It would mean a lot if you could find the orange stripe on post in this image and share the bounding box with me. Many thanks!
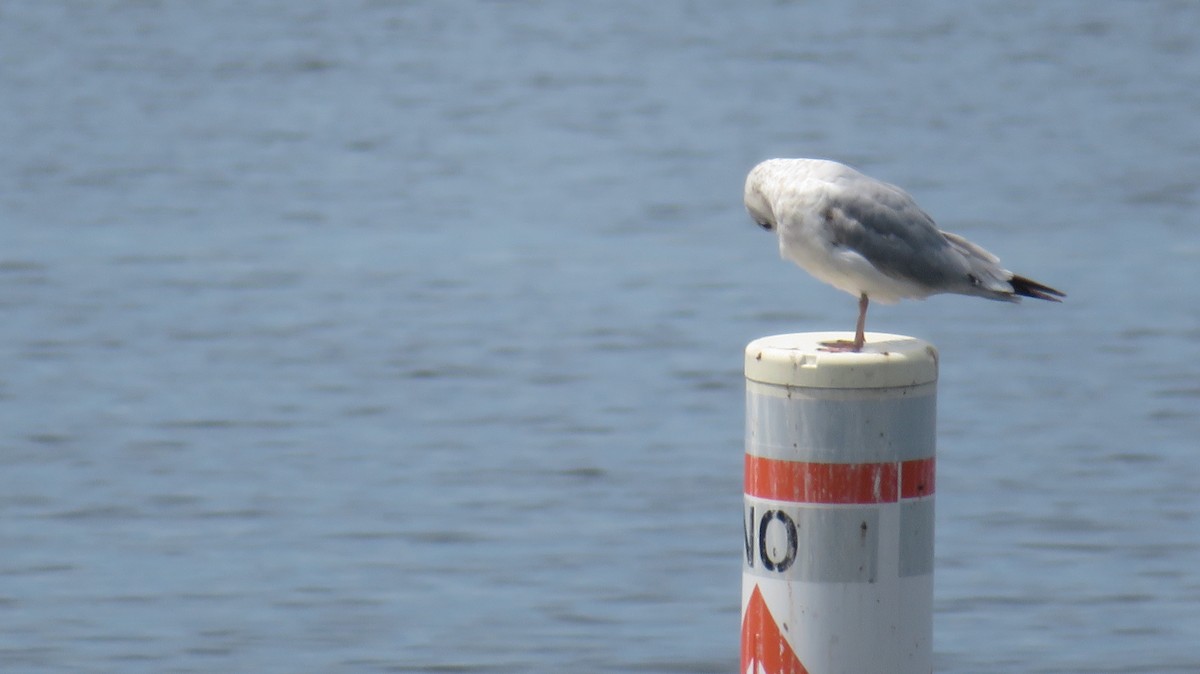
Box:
[744,454,899,504]
[745,455,936,504]
[900,457,935,499]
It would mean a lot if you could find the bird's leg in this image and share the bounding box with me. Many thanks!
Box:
[854,293,868,349]
[819,293,869,352]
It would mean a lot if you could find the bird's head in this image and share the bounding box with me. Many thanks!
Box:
[744,163,777,232]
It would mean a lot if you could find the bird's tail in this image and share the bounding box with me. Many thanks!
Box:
[1009,274,1066,302]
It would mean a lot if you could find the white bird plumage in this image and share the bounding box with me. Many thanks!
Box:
[744,158,1064,351]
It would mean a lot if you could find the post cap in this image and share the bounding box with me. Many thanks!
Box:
[745,332,938,389]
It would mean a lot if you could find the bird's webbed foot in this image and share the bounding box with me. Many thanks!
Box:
[818,338,864,353]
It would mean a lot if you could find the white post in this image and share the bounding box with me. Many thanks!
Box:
[741,332,938,674]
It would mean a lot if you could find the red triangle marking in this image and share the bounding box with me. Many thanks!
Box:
[741,585,809,674]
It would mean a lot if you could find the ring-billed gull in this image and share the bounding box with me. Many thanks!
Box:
[745,158,1064,352]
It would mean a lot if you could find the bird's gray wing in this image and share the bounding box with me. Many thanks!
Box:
[823,184,969,290]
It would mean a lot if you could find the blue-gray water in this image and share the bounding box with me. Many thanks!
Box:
[2,2,1199,672]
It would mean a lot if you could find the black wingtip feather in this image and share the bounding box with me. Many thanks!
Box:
[1010,274,1066,302]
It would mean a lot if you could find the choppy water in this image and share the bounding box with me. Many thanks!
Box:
[2,1,1198,672]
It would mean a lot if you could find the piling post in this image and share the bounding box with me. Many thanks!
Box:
[741,332,938,674]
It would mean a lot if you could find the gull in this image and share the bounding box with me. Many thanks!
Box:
[744,158,1064,352]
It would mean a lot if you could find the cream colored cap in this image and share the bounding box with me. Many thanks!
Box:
[744,332,938,389]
